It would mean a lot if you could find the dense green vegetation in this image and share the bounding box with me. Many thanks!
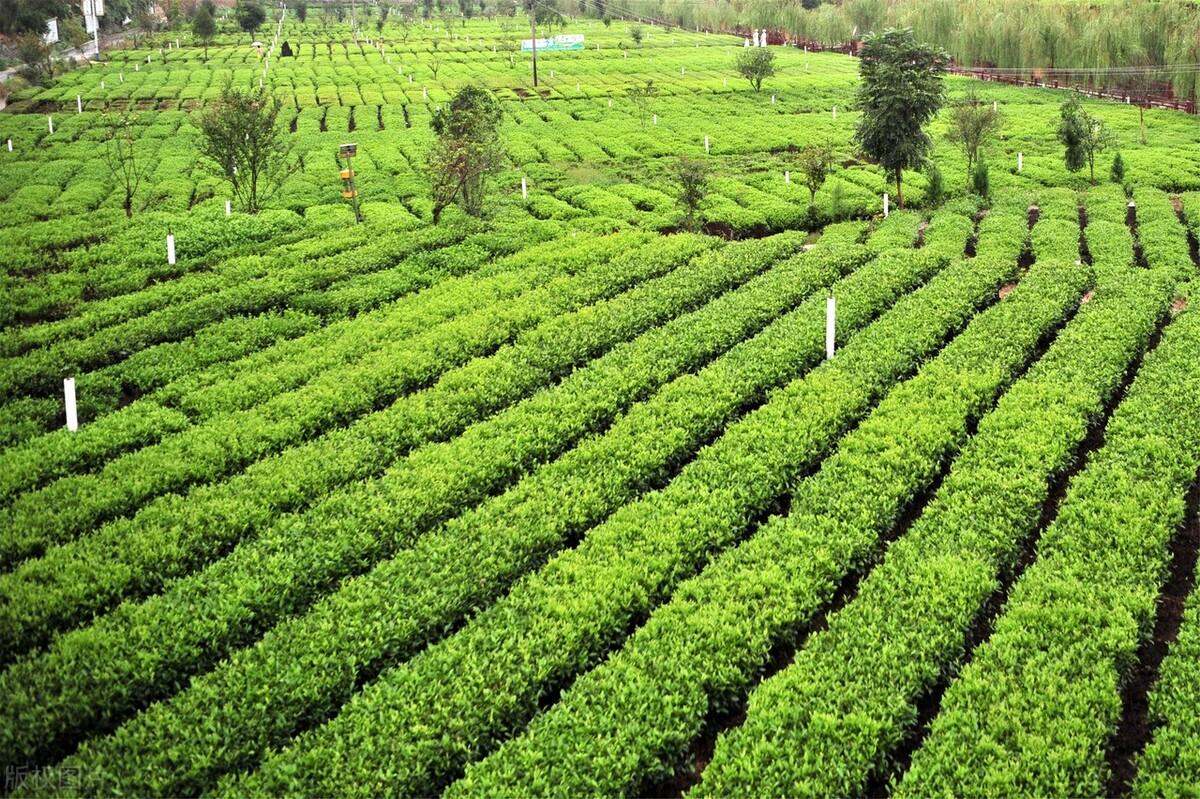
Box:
[2,5,1200,797]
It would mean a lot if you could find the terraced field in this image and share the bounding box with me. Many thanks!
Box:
[3,9,1200,798]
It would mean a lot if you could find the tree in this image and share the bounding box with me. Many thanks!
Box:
[99,113,150,218]
[0,0,71,35]
[192,4,217,59]
[198,86,297,213]
[1110,151,1126,184]
[627,79,656,127]
[15,33,54,85]
[924,159,944,206]
[971,159,990,200]
[946,90,1002,188]
[629,22,643,45]
[426,85,504,224]
[293,0,306,21]
[854,28,949,208]
[797,143,834,204]
[234,0,266,34]
[734,47,775,92]
[674,156,708,232]
[1057,95,1115,184]
[59,16,91,48]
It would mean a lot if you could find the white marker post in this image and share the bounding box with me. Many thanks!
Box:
[883,193,890,217]
[608,98,612,108]
[825,296,836,360]
[225,199,232,216]
[1018,152,1024,172]
[785,170,790,183]
[422,87,428,100]
[771,94,775,104]
[704,135,709,153]
[681,66,685,75]
[166,233,176,265]
[521,176,528,199]
[993,100,997,112]
[64,378,78,432]
[653,113,658,125]
[6,139,11,152]
[77,95,83,113]
[832,105,837,120]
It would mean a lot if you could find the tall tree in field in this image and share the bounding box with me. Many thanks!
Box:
[426,85,504,223]
[234,0,266,34]
[293,0,306,21]
[797,143,834,203]
[198,87,297,213]
[1057,95,1115,184]
[854,28,948,208]
[734,47,776,92]
[192,4,217,59]
[946,90,1002,189]
[673,156,708,232]
[99,113,150,218]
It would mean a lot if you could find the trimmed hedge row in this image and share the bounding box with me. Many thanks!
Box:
[446,258,1091,799]
[0,233,636,505]
[896,284,1200,797]
[0,234,710,656]
[1133,554,1200,796]
[13,237,900,798]
[225,237,1023,798]
[1134,187,1193,279]
[0,231,663,565]
[692,268,1168,798]
[0,311,321,502]
[0,233,805,779]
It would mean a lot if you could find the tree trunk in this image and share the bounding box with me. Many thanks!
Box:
[124,193,133,218]
[896,172,903,209]
[529,12,538,87]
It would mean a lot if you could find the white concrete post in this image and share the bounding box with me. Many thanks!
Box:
[6,139,11,152]
[47,116,53,133]
[832,105,837,119]
[883,193,890,217]
[1018,152,1024,172]
[77,95,83,113]
[826,297,836,360]
[653,113,658,125]
[422,87,428,99]
[521,176,527,199]
[225,199,232,216]
[784,170,790,183]
[704,135,709,153]
[167,233,176,265]
[64,378,78,432]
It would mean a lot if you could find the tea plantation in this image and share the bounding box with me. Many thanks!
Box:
[2,6,1200,797]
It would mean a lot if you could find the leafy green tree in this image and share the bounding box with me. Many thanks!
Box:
[59,16,91,48]
[971,159,990,200]
[99,112,150,218]
[854,28,949,208]
[293,0,306,21]
[734,47,776,92]
[1110,151,1126,184]
[192,4,217,59]
[234,0,266,34]
[426,85,504,223]
[629,22,643,45]
[14,33,54,85]
[797,143,834,204]
[924,159,944,206]
[627,79,657,127]
[674,156,708,232]
[1057,95,1115,184]
[946,90,1002,189]
[0,0,71,35]
[198,86,297,213]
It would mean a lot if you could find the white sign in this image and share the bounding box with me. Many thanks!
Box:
[521,34,584,51]
[44,18,59,43]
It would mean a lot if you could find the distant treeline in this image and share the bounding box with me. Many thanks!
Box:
[560,0,1200,103]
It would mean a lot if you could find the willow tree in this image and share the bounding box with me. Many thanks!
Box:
[854,28,949,208]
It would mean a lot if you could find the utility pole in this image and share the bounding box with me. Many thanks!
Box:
[525,0,538,87]
[82,0,104,57]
